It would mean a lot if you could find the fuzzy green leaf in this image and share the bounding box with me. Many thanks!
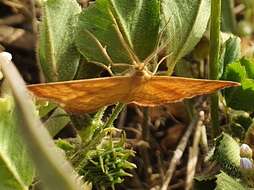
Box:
[224,58,254,111]
[161,0,211,73]
[212,133,241,177]
[0,56,85,190]
[0,93,34,190]
[215,172,246,190]
[76,0,160,65]
[39,0,81,81]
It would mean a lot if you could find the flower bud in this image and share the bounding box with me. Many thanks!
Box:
[0,52,12,62]
[240,144,253,158]
[240,158,253,170]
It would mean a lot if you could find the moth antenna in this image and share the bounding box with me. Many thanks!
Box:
[83,29,114,66]
[143,17,172,70]
[143,42,169,66]
[108,9,140,66]
[156,17,172,52]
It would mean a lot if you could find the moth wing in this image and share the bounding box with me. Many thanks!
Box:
[27,76,131,113]
[131,76,239,106]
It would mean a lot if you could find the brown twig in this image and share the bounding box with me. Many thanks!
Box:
[160,113,201,190]
[0,14,25,25]
[185,111,205,190]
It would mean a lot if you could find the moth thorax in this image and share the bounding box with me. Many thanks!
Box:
[133,69,152,81]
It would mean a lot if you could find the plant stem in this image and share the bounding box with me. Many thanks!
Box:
[74,103,125,170]
[103,103,125,129]
[209,0,221,137]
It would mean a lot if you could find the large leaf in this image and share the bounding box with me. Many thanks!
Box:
[39,0,81,82]
[212,133,241,177]
[161,0,211,73]
[215,172,246,190]
[0,92,34,190]
[0,54,85,190]
[76,0,160,66]
[224,58,254,111]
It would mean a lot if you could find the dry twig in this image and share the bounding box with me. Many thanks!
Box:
[185,111,205,190]
[161,112,202,190]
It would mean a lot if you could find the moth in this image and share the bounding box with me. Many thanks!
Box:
[27,64,238,113]
[27,12,239,113]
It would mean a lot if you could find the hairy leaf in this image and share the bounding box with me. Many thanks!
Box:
[39,0,81,81]
[76,0,160,66]
[0,93,34,190]
[216,172,246,190]
[212,133,241,177]
[161,0,211,73]
[0,55,85,190]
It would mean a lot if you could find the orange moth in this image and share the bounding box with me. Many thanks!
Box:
[27,64,239,113]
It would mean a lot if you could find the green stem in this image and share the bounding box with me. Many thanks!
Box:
[209,0,221,137]
[74,103,125,170]
[103,103,125,129]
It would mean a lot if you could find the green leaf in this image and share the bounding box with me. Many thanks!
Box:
[224,58,254,111]
[226,38,241,62]
[78,108,105,145]
[0,93,34,190]
[39,0,81,82]
[76,0,160,66]
[223,61,247,82]
[241,58,254,78]
[161,0,211,73]
[44,108,70,137]
[221,0,237,34]
[36,101,57,118]
[223,36,241,67]
[74,59,103,79]
[0,55,85,190]
[212,133,241,177]
[220,36,241,79]
[228,110,252,139]
[215,172,246,190]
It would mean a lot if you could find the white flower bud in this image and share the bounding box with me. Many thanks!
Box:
[240,144,253,158]
[0,52,12,62]
[240,158,253,170]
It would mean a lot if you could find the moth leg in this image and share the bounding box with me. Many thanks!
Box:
[83,29,116,75]
[89,60,114,76]
[152,53,172,75]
